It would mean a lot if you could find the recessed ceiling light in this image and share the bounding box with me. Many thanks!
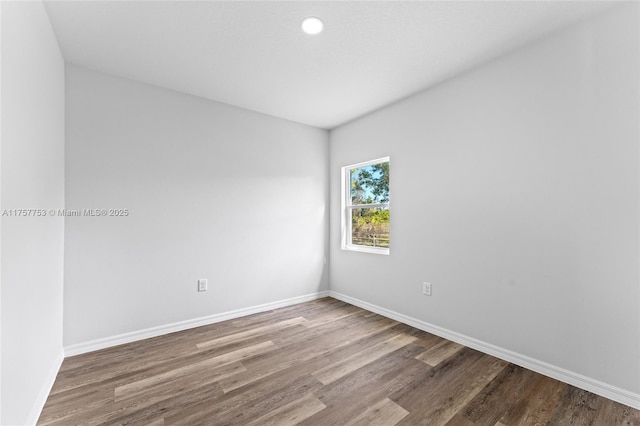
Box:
[301,17,324,35]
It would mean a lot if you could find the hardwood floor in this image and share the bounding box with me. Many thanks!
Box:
[38,298,640,425]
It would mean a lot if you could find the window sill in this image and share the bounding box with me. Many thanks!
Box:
[343,244,390,255]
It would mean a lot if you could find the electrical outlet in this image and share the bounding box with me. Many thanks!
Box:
[198,279,208,292]
[423,282,432,296]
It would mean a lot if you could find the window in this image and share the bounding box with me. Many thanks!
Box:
[341,157,390,255]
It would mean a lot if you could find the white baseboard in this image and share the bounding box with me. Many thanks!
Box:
[26,349,64,426]
[64,291,330,357]
[59,289,640,410]
[329,290,640,410]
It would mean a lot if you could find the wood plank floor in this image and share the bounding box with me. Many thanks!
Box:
[38,298,640,425]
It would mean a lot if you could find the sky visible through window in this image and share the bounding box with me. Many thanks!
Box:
[350,163,389,205]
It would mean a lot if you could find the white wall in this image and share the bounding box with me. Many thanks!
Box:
[1,2,66,424]
[330,3,639,401]
[64,65,329,347]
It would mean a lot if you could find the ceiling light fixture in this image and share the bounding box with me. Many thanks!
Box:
[301,17,324,35]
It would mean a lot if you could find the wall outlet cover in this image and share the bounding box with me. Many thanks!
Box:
[423,282,432,296]
[198,279,208,292]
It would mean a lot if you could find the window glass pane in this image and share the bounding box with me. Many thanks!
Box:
[351,207,389,248]
[350,161,389,205]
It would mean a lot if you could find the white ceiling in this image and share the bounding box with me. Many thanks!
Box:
[44,1,614,129]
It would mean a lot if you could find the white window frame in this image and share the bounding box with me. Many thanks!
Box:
[341,157,390,255]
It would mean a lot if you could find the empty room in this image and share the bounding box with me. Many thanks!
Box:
[1,0,639,425]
